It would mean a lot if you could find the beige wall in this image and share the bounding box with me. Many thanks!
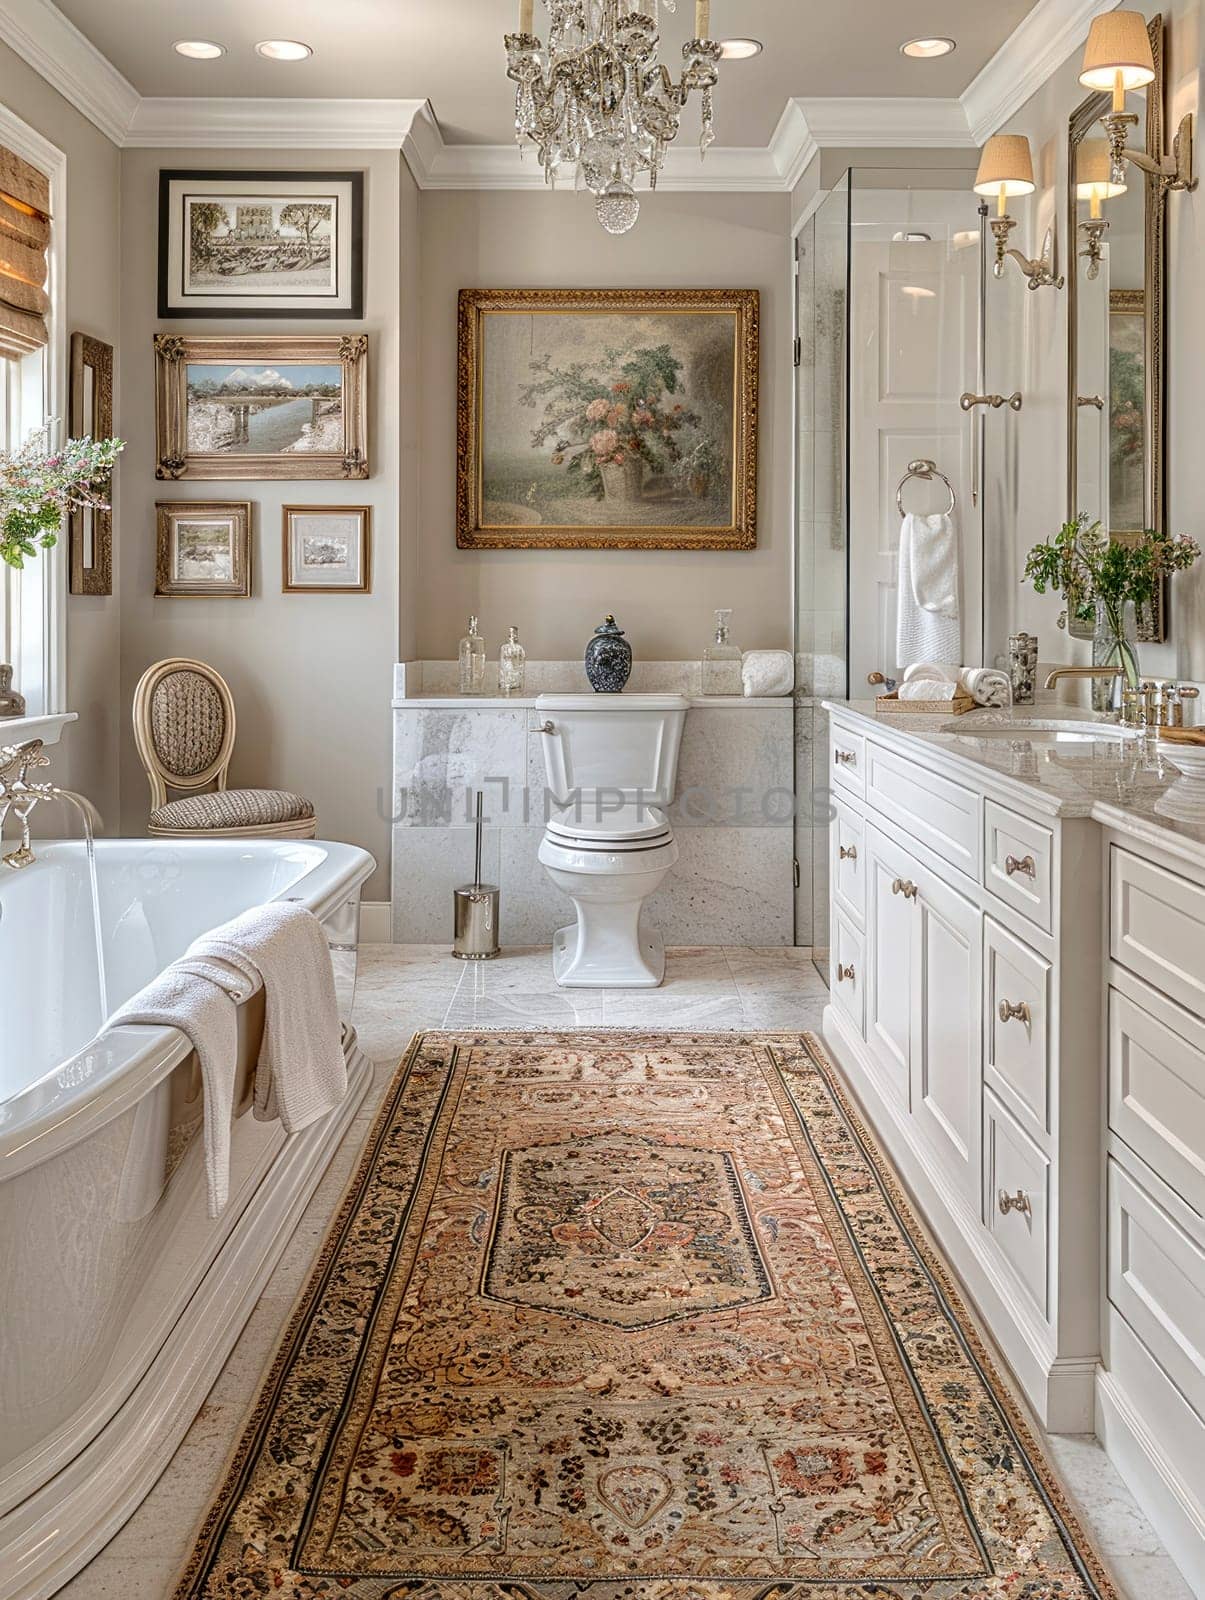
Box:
[413,188,794,662]
[0,39,122,822]
[117,148,402,898]
[989,0,1205,682]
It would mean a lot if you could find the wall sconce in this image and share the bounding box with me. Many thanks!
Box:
[1080,9,1195,191]
[1075,139,1127,280]
[973,134,1064,289]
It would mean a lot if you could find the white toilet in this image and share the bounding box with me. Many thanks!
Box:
[535,693,688,988]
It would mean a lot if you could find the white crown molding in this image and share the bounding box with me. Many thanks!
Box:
[795,97,975,149]
[0,0,138,145]
[961,0,1119,143]
[125,97,430,149]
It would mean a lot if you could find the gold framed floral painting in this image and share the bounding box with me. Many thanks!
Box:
[457,288,759,550]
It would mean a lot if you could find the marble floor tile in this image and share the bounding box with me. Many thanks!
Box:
[55,943,1191,1600]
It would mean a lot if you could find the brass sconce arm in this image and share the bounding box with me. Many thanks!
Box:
[989,216,1065,290]
[1103,107,1196,191]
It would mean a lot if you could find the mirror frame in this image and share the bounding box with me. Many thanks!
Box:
[1066,12,1166,640]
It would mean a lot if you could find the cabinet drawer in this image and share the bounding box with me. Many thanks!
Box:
[986,918,1051,1135]
[985,1089,1050,1316]
[1111,847,1205,1015]
[832,802,865,927]
[984,801,1053,934]
[865,743,979,881]
[830,725,865,799]
[1110,986,1205,1217]
[1108,1160,1205,1423]
[831,912,865,1035]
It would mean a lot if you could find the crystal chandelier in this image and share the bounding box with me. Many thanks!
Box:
[505,0,722,233]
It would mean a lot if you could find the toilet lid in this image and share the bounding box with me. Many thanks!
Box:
[546,802,672,847]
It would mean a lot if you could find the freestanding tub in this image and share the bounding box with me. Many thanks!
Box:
[0,837,375,1600]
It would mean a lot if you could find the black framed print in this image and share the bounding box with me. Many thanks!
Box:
[158,170,364,319]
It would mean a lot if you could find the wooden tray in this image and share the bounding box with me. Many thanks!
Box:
[876,691,974,717]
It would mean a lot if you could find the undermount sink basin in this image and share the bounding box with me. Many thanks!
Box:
[941,718,1141,745]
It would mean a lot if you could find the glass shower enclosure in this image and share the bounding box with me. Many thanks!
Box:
[795,166,990,980]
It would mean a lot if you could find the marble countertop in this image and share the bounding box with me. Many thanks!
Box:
[823,699,1205,866]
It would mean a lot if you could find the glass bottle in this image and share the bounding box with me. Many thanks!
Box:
[499,625,526,697]
[458,615,485,695]
[702,607,742,696]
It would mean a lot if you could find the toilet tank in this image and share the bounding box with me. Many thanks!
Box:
[535,694,689,807]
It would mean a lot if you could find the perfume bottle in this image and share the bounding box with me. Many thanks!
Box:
[499,625,526,697]
[702,608,742,696]
[458,615,485,694]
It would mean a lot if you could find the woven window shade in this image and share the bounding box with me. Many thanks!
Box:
[0,146,51,360]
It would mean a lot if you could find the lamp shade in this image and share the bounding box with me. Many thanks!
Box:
[1079,11,1156,92]
[973,134,1037,198]
[1075,139,1128,199]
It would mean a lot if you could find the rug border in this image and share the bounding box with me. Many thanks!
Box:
[166,1027,1122,1600]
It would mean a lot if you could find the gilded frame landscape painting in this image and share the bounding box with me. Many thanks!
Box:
[457,289,759,550]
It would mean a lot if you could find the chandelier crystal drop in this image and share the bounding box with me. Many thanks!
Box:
[505,0,723,232]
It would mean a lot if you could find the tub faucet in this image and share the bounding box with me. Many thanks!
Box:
[0,739,100,869]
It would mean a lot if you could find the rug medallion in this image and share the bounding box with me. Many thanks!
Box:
[173,1031,1116,1598]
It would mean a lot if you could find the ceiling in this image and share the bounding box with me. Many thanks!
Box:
[51,0,1042,148]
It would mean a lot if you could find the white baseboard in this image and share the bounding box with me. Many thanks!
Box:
[359,900,392,944]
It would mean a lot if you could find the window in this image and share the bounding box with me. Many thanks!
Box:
[0,345,49,682]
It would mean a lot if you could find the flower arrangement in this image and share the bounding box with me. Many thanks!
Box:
[1023,515,1201,687]
[519,343,703,500]
[1,425,125,570]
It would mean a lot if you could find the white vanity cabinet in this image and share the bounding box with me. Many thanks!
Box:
[823,707,1104,1434]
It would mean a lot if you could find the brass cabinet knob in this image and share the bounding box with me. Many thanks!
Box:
[835,749,857,766]
[999,999,1031,1025]
[1004,854,1036,879]
[892,877,919,900]
[998,1189,1032,1219]
[839,843,858,862]
[836,963,856,983]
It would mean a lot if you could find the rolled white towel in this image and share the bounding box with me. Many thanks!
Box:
[902,661,960,684]
[958,667,1011,708]
[898,679,961,703]
[741,649,794,698]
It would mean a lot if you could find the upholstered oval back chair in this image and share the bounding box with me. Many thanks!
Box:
[133,658,317,839]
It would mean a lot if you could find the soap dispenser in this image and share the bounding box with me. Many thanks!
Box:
[459,615,485,695]
[702,608,742,695]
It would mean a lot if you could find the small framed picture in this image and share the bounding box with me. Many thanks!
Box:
[282,505,371,592]
[156,501,252,596]
[158,170,363,319]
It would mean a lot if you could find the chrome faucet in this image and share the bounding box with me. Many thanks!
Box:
[0,739,100,869]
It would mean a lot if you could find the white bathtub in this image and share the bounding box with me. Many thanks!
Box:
[0,837,375,1600]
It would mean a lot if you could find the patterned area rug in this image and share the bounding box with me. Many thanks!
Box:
[173,1031,1116,1598]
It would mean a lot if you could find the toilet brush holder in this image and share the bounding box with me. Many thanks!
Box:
[452,792,500,960]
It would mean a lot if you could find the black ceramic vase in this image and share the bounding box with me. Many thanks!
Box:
[584,615,632,693]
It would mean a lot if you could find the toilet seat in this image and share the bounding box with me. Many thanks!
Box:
[545,801,672,852]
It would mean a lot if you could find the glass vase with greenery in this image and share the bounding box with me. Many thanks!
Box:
[1023,515,1201,693]
[1,424,124,570]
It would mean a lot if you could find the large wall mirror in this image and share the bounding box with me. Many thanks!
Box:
[1067,13,1166,639]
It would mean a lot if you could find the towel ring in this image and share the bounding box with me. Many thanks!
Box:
[896,458,956,518]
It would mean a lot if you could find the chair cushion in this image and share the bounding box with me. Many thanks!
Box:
[150,789,315,832]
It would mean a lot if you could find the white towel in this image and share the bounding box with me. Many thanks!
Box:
[188,901,347,1137]
[958,667,1012,708]
[902,661,960,684]
[740,650,794,697]
[896,513,962,670]
[898,679,961,703]
[109,958,255,1217]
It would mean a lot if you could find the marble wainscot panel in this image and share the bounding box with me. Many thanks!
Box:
[392,667,796,946]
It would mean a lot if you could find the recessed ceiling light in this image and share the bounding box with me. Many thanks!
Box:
[717,38,763,60]
[255,39,313,62]
[900,37,957,59]
[173,39,225,60]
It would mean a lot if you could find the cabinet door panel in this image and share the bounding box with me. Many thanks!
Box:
[912,865,982,1205]
[865,827,915,1106]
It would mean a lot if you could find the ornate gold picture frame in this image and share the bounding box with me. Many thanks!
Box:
[154,333,368,482]
[457,288,758,550]
[69,332,114,594]
[155,500,252,596]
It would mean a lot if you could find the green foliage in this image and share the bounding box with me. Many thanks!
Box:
[1023,514,1201,632]
[1,427,125,570]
